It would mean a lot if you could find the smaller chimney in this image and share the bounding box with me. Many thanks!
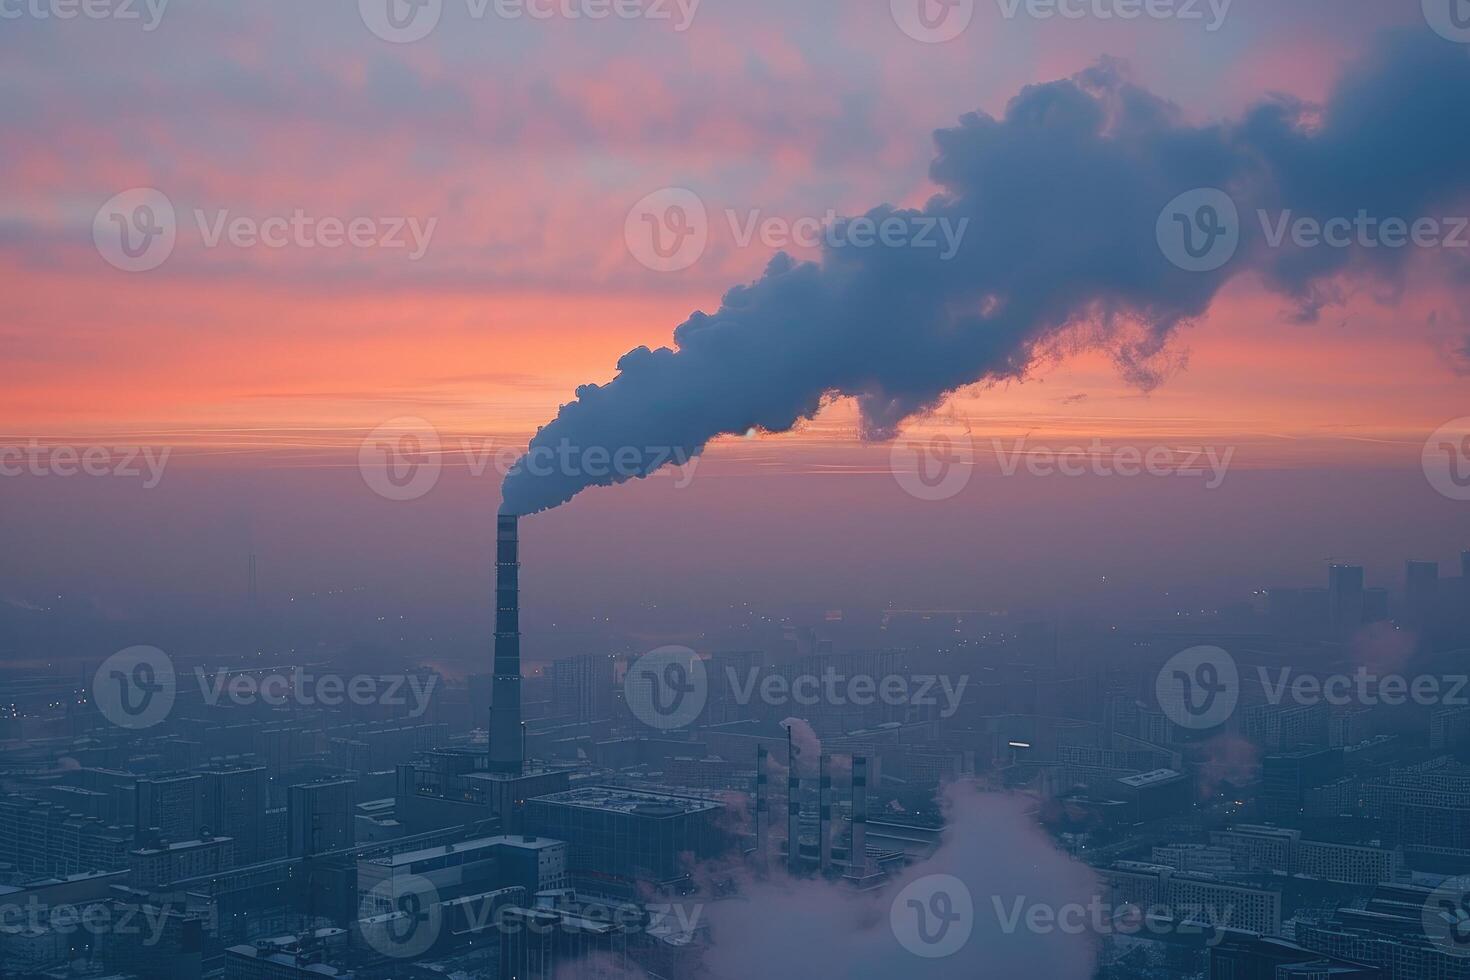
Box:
[818,754,832,873]
[787,727,800,874]
[754,745,769,870]
[849,755,868,877]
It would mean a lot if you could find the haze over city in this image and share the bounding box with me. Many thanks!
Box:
[2,1,1470,978]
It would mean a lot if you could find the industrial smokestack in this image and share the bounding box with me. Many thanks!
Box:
[754,745,769,871]
[490,514,523,775]
[849,755,867,877]
[818,753,832,873]
[787,727,800,874]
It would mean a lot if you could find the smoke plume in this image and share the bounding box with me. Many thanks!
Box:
[699,782,1099,979]
[500,34,1470,516]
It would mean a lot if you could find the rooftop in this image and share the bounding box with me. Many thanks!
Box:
[1117,768,1184,788]
[366,834,565,868]
[530,786,723,816]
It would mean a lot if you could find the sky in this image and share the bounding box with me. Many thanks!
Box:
[2,0,1468,662]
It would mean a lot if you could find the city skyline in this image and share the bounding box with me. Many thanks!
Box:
[4,2,1470,979]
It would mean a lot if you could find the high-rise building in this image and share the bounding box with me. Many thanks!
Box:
[105,899,208,979]
[552,654,615,723]
[128,833,235,886]
[200,764,267,864]
[135,773,203,842]
[1328,563,1364,634]
[1362,587,1390,624]
[1263,747,1344,821]
[224,931,352,979]
[287,778,356,857]
[0,797,129,876]
[1103,861,1282,936]
[1291,883,1470,979]
[523,787,726,897]
[1364,759,1470,850]
[496,903,639,980]
[1406,559,1439,622]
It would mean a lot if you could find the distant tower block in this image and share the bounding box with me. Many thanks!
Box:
[754,745,769,870]
[787,727,801,874]
[818,754,833,873]
[848,755,868,877]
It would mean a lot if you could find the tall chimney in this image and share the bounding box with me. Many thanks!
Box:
[490,514,523,775]
[787,727,800,874]
[818,753,832,873]
[754,745,769,870]
[849,755,868,876]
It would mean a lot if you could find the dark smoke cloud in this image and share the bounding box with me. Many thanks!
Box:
[500,34,1470,516]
